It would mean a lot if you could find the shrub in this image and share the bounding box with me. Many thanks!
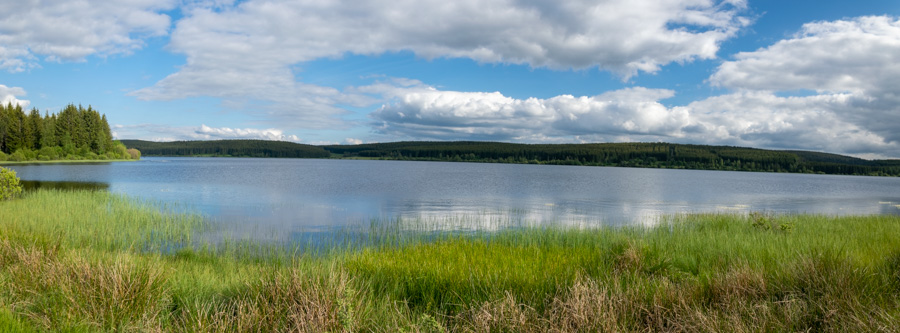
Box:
[112,142,129,159]
[38,146,61,160]
[8,151,27,162]
[0,167,23,201]
[126,148,141,160]
[21,149,37,160]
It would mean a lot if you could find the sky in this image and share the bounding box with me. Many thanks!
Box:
[2,0,900,159]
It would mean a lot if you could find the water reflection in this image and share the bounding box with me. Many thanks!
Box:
[879,201,900,215]
[6,157,900,244]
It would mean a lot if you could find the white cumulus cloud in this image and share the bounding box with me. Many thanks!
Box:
[711,16,900,93]
[112,123,302,142]
[683,92,893,155]
[710,15,900,146]
[344,138,364,145]
[369,82,692,141]
[195,124,301,142]
[0,0,175,72]
[0,84,30,108]
[368,81,900,158]
[132,0,748,129]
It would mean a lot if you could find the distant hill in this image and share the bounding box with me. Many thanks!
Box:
[322,141,900,176]
[120,140,330,158]
[122,139,900,177]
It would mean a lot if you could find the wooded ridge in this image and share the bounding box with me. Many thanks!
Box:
[122,139,900,176]
[120,139,331,158]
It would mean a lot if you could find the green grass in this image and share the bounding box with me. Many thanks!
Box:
[0,189,201,252]
[0,159,135,166]
[1,189,899,332]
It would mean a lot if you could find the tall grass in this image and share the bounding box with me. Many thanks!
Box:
[0,189,202,252]
[343,213,900,330]
[1,189,899,331]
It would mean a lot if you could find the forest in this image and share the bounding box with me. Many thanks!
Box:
[120,139,331,158]
[122,139,900,176]
[323,141,900,176]
[0,103,137,162]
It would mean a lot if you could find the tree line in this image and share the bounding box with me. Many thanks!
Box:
[323,141,900,177]
[120,139,900,177]
[120,140,331,158]
[0,103,137,162]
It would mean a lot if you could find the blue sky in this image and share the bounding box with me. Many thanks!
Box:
[2,0,900,158]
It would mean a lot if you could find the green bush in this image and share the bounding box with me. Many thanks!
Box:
[112,141,130,159]
[8,151,26,162]
[21,149,37,160]
[38,146,62,160]
[0,167,23,201]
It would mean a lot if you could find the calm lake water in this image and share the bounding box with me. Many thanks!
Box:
[8,157,900,241]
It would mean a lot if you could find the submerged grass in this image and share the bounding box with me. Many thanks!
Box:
[1,189,899,331]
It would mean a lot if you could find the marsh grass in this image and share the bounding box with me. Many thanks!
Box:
[1,189,899,332]
[0,189,202,253]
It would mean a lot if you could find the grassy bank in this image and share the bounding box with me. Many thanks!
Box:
[1,189,899,332]
[0,159,136,166]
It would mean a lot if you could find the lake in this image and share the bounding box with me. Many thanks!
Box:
[8,157,900,241]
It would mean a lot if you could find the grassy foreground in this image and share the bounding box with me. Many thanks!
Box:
[1,190,899,332]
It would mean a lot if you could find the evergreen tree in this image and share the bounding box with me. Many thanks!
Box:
[0,103,130,161]
[5,104,25,153]
[101,114,113,152]
[40,112,57,148]
[0,103,9,153]
[56,104,77,148]
[27,108,42,150]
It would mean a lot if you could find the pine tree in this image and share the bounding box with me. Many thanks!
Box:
[5,104,25,153]
[0,103,9,153]
[101,114,113,153]
[22,108,37,150]
[27,108,43,150]
[56,104,77,148]
[40,112,57,148]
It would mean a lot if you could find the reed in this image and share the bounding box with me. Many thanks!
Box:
[0,189,202,253]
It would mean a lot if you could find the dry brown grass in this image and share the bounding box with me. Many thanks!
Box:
[439,261,900,333]
[707,264,768,306]
[546,277,628,332]
[1,239,169,332]
[615,242,645,274]
[171,267,358,333]
[451,291,541,332]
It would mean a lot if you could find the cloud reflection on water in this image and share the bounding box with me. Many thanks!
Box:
[6,157,900,244]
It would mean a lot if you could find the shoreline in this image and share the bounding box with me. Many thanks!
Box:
[131,153,900,177]
[0,159,137,166]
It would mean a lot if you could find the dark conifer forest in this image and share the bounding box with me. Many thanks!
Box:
[0,103,136,162]
[120,139,330,158]
[122,139,900,177]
